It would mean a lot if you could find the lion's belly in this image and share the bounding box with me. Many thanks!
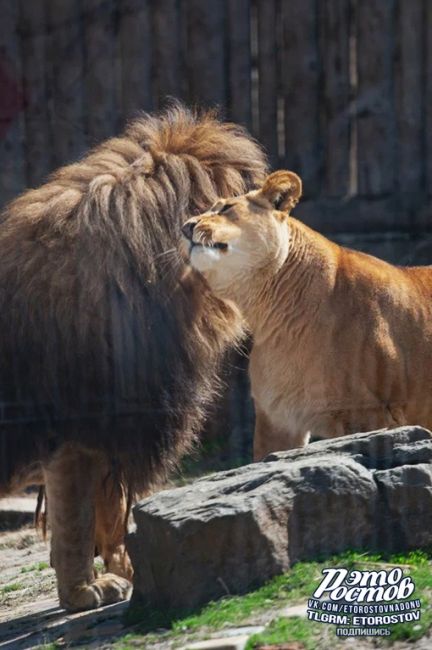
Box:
[250,336,432,443]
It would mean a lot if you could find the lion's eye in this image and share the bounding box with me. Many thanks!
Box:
[219,203,234,214]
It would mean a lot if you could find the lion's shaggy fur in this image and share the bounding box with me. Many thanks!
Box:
[0,104,266,496]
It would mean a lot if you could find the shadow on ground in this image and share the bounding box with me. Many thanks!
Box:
[0,600,129,649]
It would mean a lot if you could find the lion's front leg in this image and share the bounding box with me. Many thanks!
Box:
[43,443,131,612]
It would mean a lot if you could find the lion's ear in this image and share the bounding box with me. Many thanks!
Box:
[260,170,302,213]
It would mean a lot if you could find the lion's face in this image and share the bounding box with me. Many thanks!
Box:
[181,171,302,301]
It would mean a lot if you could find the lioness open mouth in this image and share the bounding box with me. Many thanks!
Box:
[192,241,228,252]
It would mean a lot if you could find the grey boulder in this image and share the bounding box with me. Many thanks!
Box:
[127,426,432,610]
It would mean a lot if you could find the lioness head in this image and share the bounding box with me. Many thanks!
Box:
[181,170,302,300]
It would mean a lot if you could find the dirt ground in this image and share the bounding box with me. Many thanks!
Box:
[0,525,131,649]
[1,519,431,650]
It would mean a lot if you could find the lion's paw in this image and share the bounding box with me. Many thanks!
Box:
[60,574,132,612]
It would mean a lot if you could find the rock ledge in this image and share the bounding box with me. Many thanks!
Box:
[127,426,432,609]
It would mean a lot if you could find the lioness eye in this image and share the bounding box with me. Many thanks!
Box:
[219,203,234,214]
[210,202,222,213]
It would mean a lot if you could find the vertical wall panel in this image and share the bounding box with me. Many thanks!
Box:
[256,0,278,165]
[394,0,424,197]
[153,0,182,108]
[0,0,25,203]
[227,0,252,131]
[281,0,320,197]
[19,1,52,187]
[186,0,227,107]
[320,0,351,197]
[84,0,117,142]
[47,0,85,166]
[356,0,396,196]
[424,0,432,196]
[119,0,154,121]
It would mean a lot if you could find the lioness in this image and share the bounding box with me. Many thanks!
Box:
[182,170,432,460]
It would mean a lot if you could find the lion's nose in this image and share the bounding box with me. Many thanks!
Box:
[181,221,196,241]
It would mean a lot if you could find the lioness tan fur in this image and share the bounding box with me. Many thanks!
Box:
[182,170,432,460]
[0,105,266,611]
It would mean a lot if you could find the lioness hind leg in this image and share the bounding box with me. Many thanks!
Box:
[43,443,131,612]
[94,470,133,581]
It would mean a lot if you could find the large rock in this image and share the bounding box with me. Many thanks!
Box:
[127,426,432,610]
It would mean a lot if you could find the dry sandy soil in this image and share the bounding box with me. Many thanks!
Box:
[0,523,130,649]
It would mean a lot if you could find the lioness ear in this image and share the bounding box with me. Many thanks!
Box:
[261,170,302,213]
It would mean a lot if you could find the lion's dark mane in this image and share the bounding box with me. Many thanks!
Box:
[0,105,266,495]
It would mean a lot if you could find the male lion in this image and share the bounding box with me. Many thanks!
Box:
[182,170,432,460]
[0,105,266,611]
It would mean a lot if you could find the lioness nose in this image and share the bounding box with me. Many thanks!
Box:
[181,221,196,241]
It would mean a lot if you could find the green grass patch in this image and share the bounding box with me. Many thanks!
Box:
[384,555,432,643]
[1,582,23,594]
[20,561,49,573]
[246,616,320,650]
[247,550,432,648]
[116,550,432,648]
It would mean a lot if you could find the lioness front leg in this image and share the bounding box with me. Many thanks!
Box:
[253,406,309,461]
[95,468,133,581]
[43,443,131,612]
